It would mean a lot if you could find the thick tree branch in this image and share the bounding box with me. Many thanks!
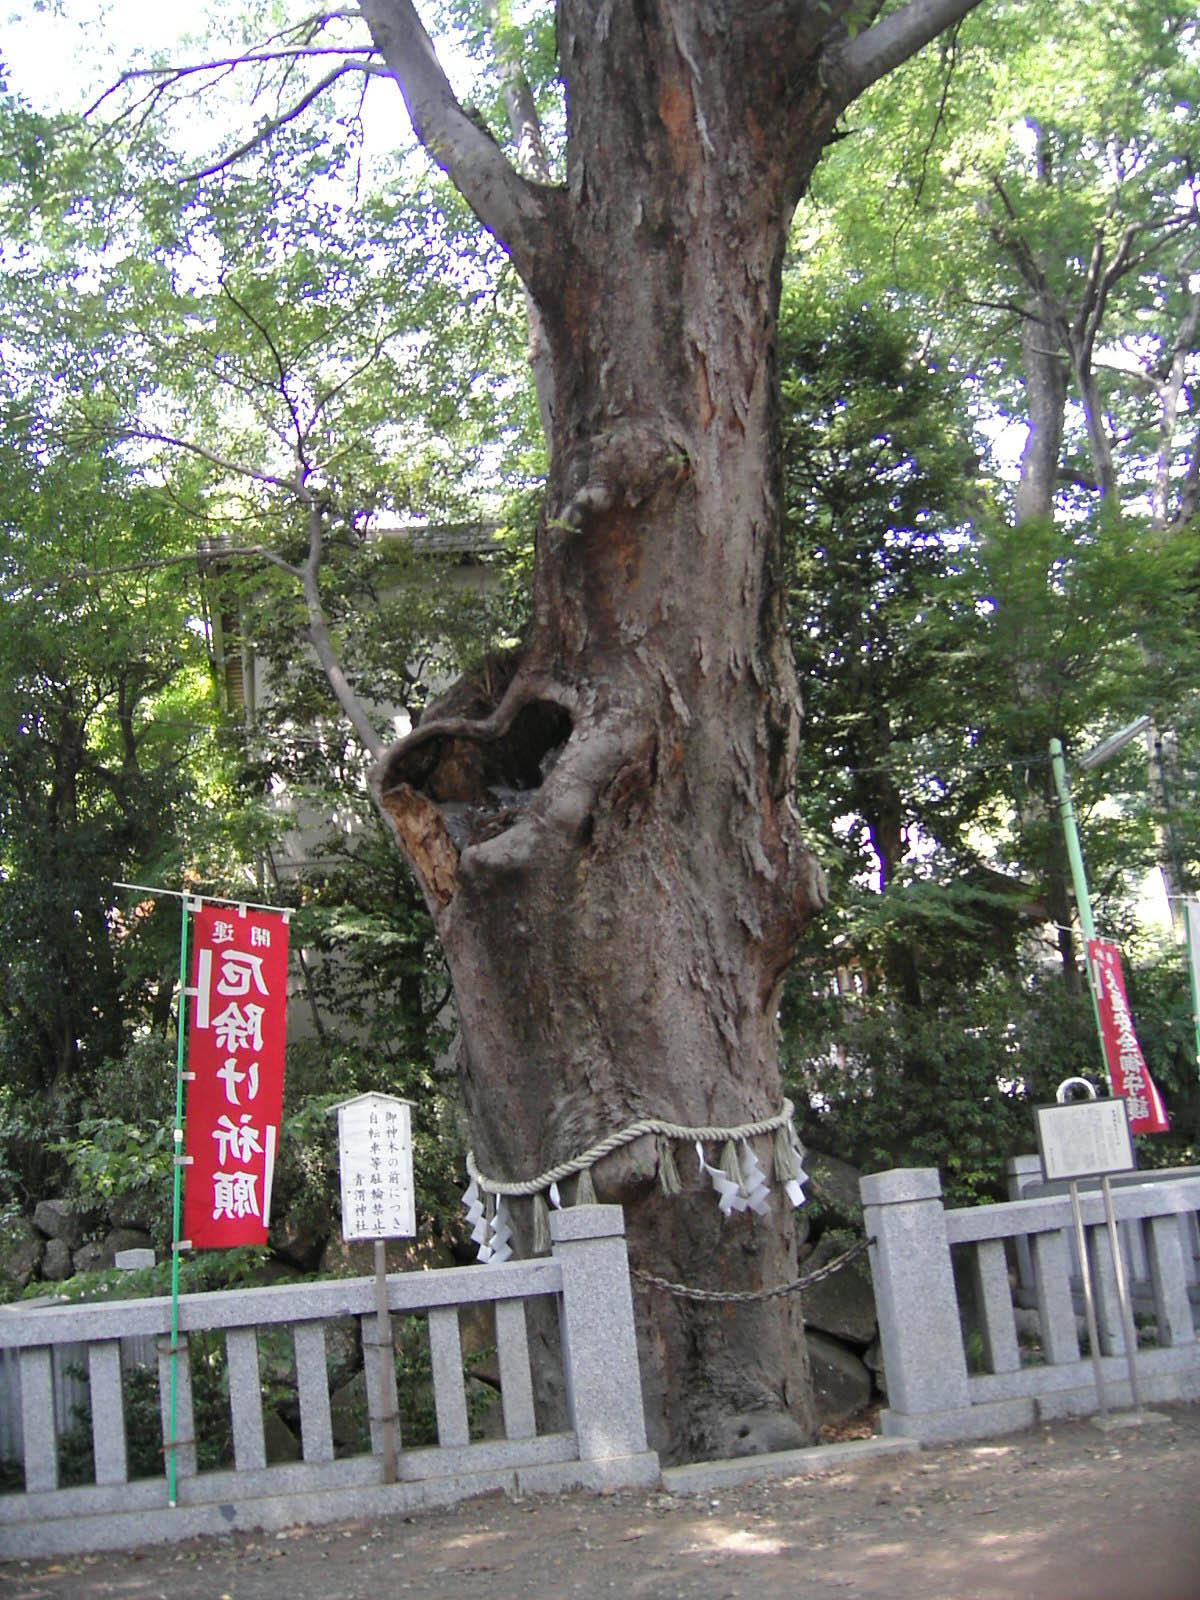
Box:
[820,0,986,109]
[482,0,555,442]
[483,0,552,186]
[765,0,875,69]
[298,504,387,760]
[357,0,560,296]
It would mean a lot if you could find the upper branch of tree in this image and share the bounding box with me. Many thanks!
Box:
[7,546,297,606]
[218,277,309,477]
[988,176,1066,327]
[1057,467,1101,493]
[483,0,552,184]
[819,0,987,111]
[476,2,555,441]
[964,295,1035,324]
[94,427,301,494]
[85,47,378,121]
[185,62,389,183]
[309,334,390,445]
[357,0,561,297]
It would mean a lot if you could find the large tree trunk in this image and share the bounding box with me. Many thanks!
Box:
[361,0,986,1461]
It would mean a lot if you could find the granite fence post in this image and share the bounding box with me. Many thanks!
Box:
[549,1204,651,1465]
[1006,1154,1044,1297]
[860,1168,971,1439]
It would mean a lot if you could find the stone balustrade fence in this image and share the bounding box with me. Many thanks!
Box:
[0,1205,658,1560]
[863,1168,1200,1442]
[7,1167,1200,1560]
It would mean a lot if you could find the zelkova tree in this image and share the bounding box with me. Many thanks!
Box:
[76,1,986,1459]
[345,0,987,1461]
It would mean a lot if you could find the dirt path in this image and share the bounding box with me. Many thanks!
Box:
[3,1406,1199,1600]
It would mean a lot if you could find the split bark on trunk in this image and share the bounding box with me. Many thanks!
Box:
[359,0,986,1461]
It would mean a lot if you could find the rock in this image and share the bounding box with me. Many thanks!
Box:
[106,1195,155,1232]
[104,1228,153,1259]
[1013,1304,1088,1346]
[32,1199,84,1249]
[318,1236,380,1277]
[803,1151,865,1232]
[1013,1306,1042,1340]
[459,1299,496,1361]
[465,1375,506,1440]
[863,1337,887,1396]
[801,1233,877,1346]
[271,1215,329,1272]
[718,1410,812,1458]
[317,1234,449,1278]
[807,1330,873,1427]
[329,1371,368,1453]
[323,1317,362,1392]
[41,1237,74,1281]
[72,1241,111,1275]
[1,1214,45,1289]
[264,1409,302,1463]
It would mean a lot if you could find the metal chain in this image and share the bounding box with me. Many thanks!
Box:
[630,1236,874,1303]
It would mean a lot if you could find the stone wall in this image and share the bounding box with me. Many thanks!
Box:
[2,1200,154,1292]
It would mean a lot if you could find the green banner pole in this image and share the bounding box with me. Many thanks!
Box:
[1183,897,1200,1079]
[1049,738,1110,1090]
[168,891,191,1508]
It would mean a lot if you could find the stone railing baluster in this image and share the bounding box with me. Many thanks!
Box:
[427,1306,470,1448]
[292,1322,334,1464]
[495,1299,537,1442]
[225,1327,266,1472]
[88,1340,128,1486]
[970,1238,1020,1374]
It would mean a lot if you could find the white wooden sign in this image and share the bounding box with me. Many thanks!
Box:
[1035,1098,1136,1184]
[334,1093,416,1240]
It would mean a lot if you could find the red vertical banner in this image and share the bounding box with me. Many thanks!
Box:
[1087,939,1169,1135]
[184,904,290,1248]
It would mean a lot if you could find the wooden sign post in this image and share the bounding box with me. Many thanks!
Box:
[332,1093,416,1483]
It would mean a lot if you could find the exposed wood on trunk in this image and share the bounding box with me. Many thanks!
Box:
[377,784,459,908]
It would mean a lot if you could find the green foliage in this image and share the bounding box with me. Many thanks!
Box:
[784,966,1088,1205]
[53,1333,237,1485]
[780,276,1200,1185]
[50,1118,174,1230]
[0,44,533,1262]
[0,1089,46,1206]
[782,289,979,889]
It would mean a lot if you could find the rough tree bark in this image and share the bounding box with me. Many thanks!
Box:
[357,0,986,1462]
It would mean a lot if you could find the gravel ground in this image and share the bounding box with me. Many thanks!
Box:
[2,1405,1199,1600]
